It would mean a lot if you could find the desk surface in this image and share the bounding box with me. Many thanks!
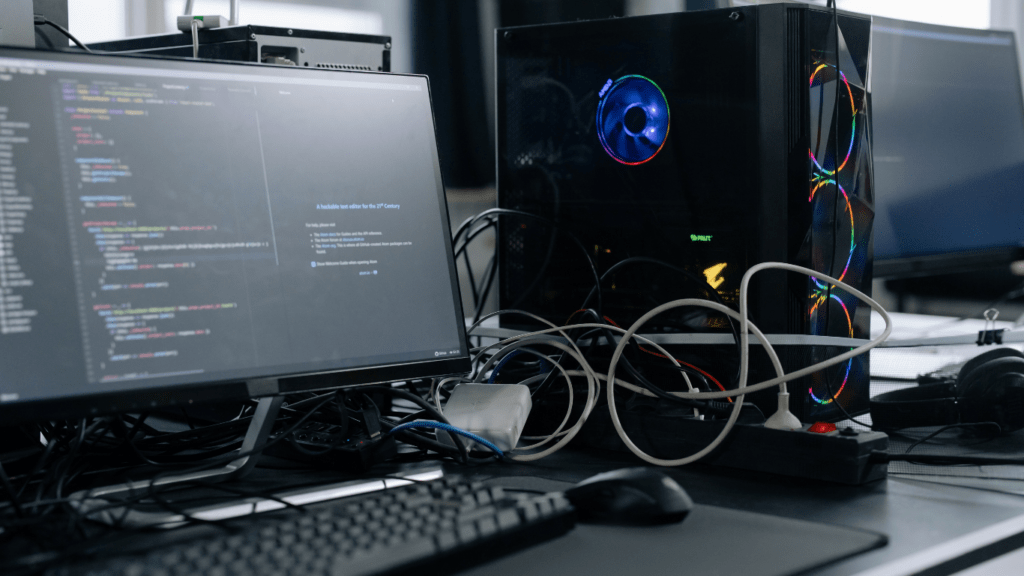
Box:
[452,447,1024,576]
[8,434,1024,575]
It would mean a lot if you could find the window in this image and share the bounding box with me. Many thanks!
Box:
[162,1,383,35]
[68,0,128,44]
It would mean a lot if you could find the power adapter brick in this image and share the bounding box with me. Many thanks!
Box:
[437,384,532,452]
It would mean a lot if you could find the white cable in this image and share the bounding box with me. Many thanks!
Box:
[467,309,567,381]
[503,340,596,461]
[465,309,877,403]
[473,340,576,452]
[471,321,755,396]
[606,299,783,466]
[596,264,892,402]
[191,18,200,59]
[432,376,469,413]
[457,309,602,461]
[459,320,714,458]
[451,264,891,466]
[603,262,890,466]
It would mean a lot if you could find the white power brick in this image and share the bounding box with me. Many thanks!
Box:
[437,384,532,452]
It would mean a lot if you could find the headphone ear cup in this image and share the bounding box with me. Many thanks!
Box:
[958,356,1024,432]
[955,348,1024,395]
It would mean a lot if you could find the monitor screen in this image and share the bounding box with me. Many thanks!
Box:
[870,17,1024,278]
[0,48,469,422]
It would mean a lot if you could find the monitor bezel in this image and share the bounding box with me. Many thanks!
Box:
[0,47,472,424]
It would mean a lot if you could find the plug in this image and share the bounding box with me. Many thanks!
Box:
[763,392,802,430]
[176,15,228,32]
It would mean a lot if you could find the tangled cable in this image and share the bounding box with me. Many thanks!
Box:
[450,262,892,466]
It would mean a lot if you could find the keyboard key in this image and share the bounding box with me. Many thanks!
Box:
[477,516,498,537]
[457,522,479,543]
[436,529,458,551]
[496,508,521,530]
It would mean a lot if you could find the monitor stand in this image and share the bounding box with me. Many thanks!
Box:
[70,392,284,527]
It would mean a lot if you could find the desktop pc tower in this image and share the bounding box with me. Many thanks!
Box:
[496,3,874,423]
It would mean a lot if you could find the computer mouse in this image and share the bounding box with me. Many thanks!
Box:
[563,467,693,525]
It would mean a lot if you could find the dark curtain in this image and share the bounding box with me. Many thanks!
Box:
[412,2,493,188]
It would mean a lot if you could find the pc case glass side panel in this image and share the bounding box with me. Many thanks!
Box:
[802,11,873,421]
[497,10,760,334]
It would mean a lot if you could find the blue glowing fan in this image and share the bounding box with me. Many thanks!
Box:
[596,75,670,165]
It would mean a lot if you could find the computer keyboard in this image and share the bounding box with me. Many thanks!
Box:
[67,476,575,576]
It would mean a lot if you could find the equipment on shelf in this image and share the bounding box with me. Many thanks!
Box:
[88,26,390,72]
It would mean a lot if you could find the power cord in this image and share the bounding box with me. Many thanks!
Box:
[33,15,91,52]
[902,422,1002,455]
[871,451,1024,467]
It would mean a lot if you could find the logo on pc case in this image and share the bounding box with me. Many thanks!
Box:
[595,75,670,165]
[703,263,727,290]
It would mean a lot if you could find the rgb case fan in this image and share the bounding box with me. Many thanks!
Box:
[496,3,874,422]
[596,75,671,165]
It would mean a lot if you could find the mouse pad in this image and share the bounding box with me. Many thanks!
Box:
[464,480,887,576]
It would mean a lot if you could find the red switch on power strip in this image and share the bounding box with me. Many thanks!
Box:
[808,422,837,434]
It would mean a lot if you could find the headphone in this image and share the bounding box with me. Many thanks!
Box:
[869,348,1024,433]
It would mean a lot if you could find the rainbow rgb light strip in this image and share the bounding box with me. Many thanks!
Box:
[807,62,860,406]
[808,64,856,176]
[595,75,671,165]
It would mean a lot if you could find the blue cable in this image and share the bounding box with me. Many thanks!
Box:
[488,350,521,384]
[387,421,504,459]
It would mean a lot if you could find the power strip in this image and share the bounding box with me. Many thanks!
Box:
[531,403,888,484]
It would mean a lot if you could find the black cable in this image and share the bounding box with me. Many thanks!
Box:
[0,460,24,518]
[134,393,337,491]
[520,308,730,416]
[33,15,92,52]
[578,256,743,383]
[903,422,1003,455]
[395,409,430,425]
[52,419,108,502]
[473,254,499,324]
[31,397,337,537]
[15,435,58,501]
[379,420,464,460]
[872,450,1024,467]
[285,391,354,457]
[111,416,235,468]
[456,208,603,317]
[461,237,482,307]
[128,416,250,449]
[362,387,470,464]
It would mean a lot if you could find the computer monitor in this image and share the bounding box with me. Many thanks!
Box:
[0,47,470,424]
[870,17,1024,278]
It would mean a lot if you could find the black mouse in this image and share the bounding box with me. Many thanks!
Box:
[563,467,693,525]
